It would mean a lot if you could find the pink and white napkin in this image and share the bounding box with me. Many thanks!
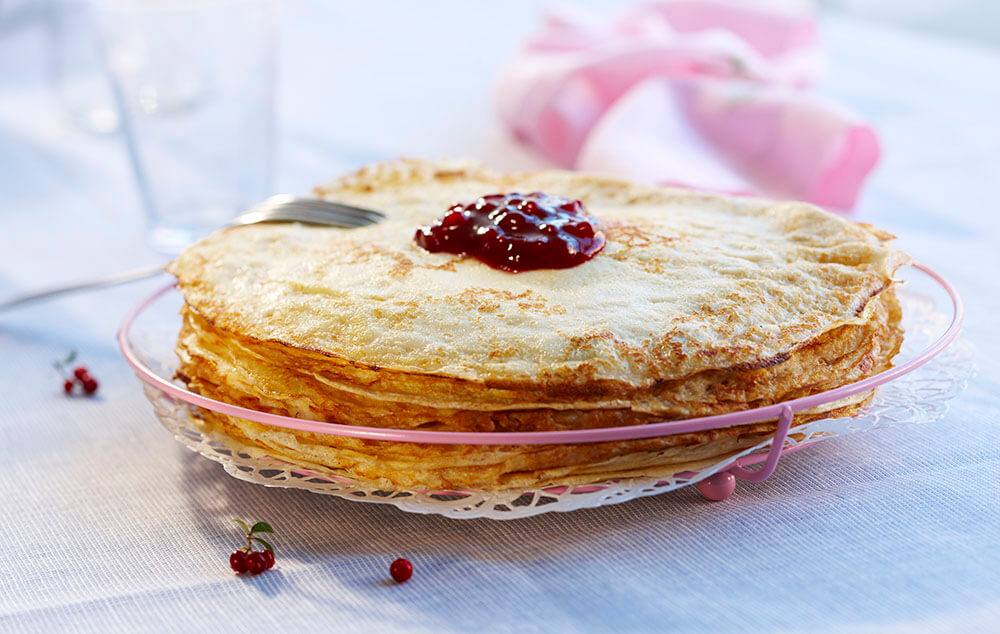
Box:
[497,1,880,210]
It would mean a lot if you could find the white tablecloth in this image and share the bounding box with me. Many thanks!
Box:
[2,3,998,632]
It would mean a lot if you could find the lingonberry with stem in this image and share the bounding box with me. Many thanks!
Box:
[230,519,276,575]
[54,351,99,397]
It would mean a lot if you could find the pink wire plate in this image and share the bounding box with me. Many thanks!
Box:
[120,262,971,519]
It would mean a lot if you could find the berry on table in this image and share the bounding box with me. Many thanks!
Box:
[389,558,413,583]
[229,519,276,575]
[229,551,248,573]
[261,549,275,570]
[246,551,267,575]
[54,352,99,397]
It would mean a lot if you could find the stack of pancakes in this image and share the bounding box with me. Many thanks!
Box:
[168,159,906,490]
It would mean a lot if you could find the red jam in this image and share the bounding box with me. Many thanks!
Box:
[414,192,606,272]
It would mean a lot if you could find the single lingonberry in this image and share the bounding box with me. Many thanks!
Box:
[261,549,275,570]
[389,558,413,583]
[246,551,267,575]
[81,377,99,395]
[229,550,248,573]
[63,379,74,394]
[441,210,465,227]
[73,366,90,380]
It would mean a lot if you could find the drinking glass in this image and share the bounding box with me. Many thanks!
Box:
[102,0,278,253]
[48,0,120,134]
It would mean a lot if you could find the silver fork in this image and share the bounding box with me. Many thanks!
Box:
[0,196,384,312]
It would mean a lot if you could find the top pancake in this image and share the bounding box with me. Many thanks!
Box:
[168,159,906,389]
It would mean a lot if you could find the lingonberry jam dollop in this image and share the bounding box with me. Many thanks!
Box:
[414,192,606,272]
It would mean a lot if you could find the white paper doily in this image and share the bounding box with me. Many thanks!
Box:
[138,286,973,520]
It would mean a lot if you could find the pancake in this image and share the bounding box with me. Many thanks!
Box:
[175,288,901,430]
[167,158,907,490]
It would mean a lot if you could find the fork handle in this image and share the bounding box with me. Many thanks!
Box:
[0,264,167,312]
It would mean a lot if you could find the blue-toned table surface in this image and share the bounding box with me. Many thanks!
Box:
[1,3,998,633]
